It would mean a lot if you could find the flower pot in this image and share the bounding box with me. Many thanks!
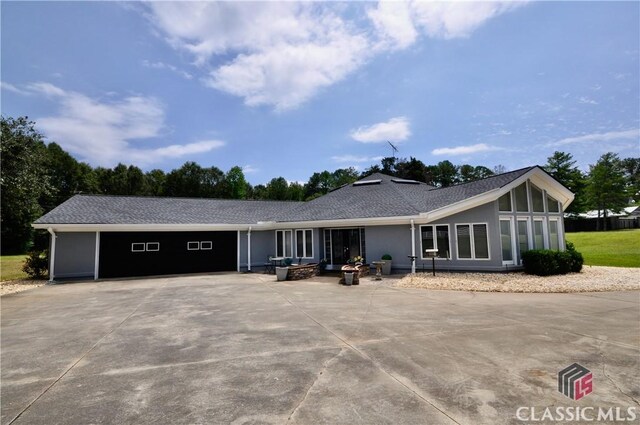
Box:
[275,267,288,281]
[344,272,354,286]
[381,261,392,275]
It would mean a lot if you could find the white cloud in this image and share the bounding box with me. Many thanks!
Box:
[145,2,369,111]
[409,1,527,39]
[578,96,598,105]
[1,81,30,95]
[143,2,524,111]
[331,154,384,163]
[242,164,259,174]
[367,0,526,45]
[549,129,640,147]
[350,116,411,143]
[15,82,224,167]
[367,1,417,50]
[432,143,502,156]
[142,60,193,80]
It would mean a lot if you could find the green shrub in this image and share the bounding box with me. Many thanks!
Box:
[521,247,583,276]
[565,242,584,273]
[381,254,392,260]
[283,258,293,266]
[22,250,48,279]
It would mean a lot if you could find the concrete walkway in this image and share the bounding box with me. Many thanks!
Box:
[1,274,638,424]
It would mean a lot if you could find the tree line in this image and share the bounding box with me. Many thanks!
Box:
[1,116,638,253]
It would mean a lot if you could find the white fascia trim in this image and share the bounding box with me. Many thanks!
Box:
[32,223,254,232]
[422,168,575,223]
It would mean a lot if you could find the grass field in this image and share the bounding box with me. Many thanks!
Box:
[566,229,640,268]
[0,255,29,281]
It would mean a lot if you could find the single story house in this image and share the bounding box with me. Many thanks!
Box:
[33,166,574,281]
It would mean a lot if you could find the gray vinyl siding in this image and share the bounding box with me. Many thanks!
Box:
[53,232,96,278]
[364,225,413,270]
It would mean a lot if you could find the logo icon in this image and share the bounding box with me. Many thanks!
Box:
[558,363,593,400]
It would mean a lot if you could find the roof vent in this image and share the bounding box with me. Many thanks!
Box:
[353,179,382,186]
[391,178,420,185]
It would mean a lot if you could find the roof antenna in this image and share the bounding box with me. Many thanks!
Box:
[387,141,399,158]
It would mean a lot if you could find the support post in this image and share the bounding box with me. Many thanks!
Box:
[47,228,56,282]
[94,231,100,280]
[410,220,416,274]
[247,227,252,272]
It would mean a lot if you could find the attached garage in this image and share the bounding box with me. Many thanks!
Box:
[99,231,237,278]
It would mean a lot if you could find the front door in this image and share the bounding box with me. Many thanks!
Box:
[326,228,363,265]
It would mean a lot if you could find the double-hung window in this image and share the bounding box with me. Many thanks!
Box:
[295,229,313,258]
[456,223,490,260]
[420,225,450,259]
[276,230,293,258]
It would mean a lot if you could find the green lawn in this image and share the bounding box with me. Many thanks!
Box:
[0,255,29,281]
[566,229,640,268]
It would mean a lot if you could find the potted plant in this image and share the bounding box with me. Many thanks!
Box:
[381,254,392,275]
[319,259,328,275]
[343,272,354,286]
[275,266,288,281]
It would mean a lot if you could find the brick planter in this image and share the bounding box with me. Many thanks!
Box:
[285,263,320,281]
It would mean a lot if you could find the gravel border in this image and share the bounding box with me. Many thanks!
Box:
[394,266,640,293]
[1,279,46,296]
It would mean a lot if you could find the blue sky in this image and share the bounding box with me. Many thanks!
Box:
[2,1,638,184]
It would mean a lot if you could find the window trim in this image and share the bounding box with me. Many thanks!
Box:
[548,217,562,251]
[532,217,548,250]
[499,216,516,266]
[295,229,314,259]
[145,242,160,252]
[131,242,146,252]
[455,222,491,261]
[498,192,513,212]
[516,216,533,265]
[530,183,545,213]
[275,229,293,258]
[419,224,451,260]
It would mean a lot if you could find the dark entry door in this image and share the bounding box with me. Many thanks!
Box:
[330,229,362,265]
[99,231,237,278]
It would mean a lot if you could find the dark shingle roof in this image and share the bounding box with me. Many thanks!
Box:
[34,196,302,225]
[34,167,536,225]
[277,167,534,221]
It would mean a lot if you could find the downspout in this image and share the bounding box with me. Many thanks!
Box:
[410,220,416,274]
[47,228,56,283]
[247,226,252,272]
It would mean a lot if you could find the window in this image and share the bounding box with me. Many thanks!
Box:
[498,192,512,212]
[187,241,199,251]
[146,242,160,252]
[420,225,450,259]
[473,224,489,259]
[531,184,545,212]
[276,230,292,257]
[295,229,313,258]
[131,242,145,252]
[515,183,529,212]
[547,195,560,213]
[517,219,531,259]
[200,241,212,250]
[533,219,545,249]
[132,242,160,252]
[499,219,513,262]
[549,220,560,250]
[456,224,489,260]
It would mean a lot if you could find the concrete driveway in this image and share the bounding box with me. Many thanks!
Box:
[1,274,638,424]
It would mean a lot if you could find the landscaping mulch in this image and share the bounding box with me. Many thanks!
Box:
[394,266,640,293]
[0,279,46,296]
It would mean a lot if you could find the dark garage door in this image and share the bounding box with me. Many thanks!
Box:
[99,231,237,278]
